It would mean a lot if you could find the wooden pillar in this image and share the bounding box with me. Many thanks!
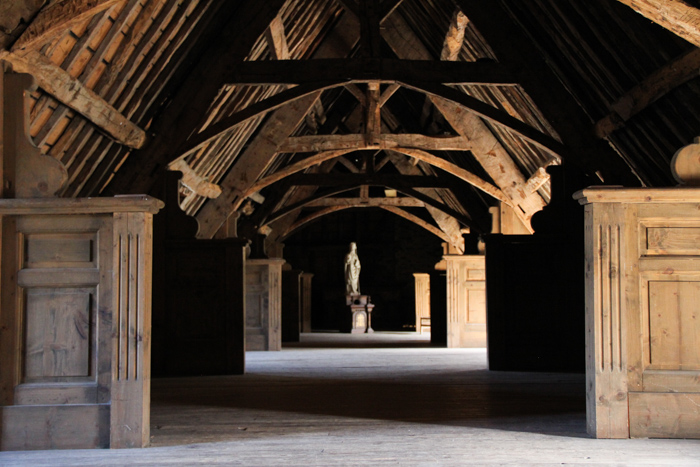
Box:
[0,197,163,450]
[282,270,303,343]
[576,187,700,439]
[300,272,314,333]
[444,255,486,348]
[245,258,285,351]
[413,273,431,333]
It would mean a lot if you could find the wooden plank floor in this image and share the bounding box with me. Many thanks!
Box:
[1,332,699,465]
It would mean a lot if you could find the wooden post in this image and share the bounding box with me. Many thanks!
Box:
[246,258,286,351]
[300,273,314,333]
[0,197,162,451]
[576,187,700,439]
[413,273,431,333]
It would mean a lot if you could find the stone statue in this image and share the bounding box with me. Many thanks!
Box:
[344,242,361,295]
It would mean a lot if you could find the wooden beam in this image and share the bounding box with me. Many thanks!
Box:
[288,173,451,188]
[173,81,347,160]
[195,92,322,238]
[427,98,542,224]
[380,206,452,243]
[268,183,474,230]
[379,0,405,23]
[402,81,566,160]
[525,166,551,195]
[441,9,469,61]
[614,0,700,49]
[379,83,400,107]
[387,151,471,250]
[10,0,123,53]
[225,58,516,85]
[306,197,425,207]
[168,159,222,199]
[455,0,638,185]
[243,149,355,198]
[366,82,381,145]
[2,50,147,149]
[595,48,700,138]
[280,206,351,238]
[389,148,511,205]
[265,14,290,60]
[279,134,471,153]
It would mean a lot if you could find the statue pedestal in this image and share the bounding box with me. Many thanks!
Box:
[346,295,374,334]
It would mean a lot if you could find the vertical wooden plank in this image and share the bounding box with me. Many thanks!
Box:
[413,273,430,333]
[110,211,153,448]
[584,202,634,438]
[0,216,19,405]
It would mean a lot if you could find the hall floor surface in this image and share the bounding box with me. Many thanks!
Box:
[1,332,699,466]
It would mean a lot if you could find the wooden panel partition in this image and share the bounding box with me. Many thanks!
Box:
[576,187,700,439]
[246,258,285,351]
[444,255,486,348]
[0,197,162,450]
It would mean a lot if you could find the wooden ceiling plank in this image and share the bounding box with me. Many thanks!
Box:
[596,48,700,138]
[614,0,700,49]
[10,0,124,53]
[194,92,322,238]
[3,49,147,149]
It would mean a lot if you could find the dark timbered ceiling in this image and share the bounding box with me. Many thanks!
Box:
[2,0,699,250]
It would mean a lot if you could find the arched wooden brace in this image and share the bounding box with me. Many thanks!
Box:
[278,205,453,245]
[172,80,565,167]
[263,183,477,232]
[244,147,511,208]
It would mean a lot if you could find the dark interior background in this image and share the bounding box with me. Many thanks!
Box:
[283,210,444,331]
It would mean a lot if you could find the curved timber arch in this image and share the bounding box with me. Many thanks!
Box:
[244,147,512,207]
[278,205,453,245]
[173,80,565,165]
[263,183,476,231]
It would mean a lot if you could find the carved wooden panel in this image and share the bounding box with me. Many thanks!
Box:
[245,259,284,351]
[577,187,700,439]
[445,255,486,348]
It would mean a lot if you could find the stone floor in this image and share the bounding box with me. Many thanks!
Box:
[1,332,699,466]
